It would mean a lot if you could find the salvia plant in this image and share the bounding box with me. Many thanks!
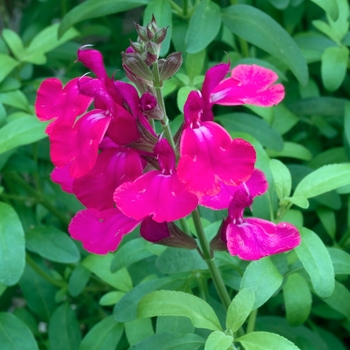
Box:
[1,0,350,349]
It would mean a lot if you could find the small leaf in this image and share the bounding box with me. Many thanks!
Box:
[0,90,29,111]
[222,5,308,85]
[328,248,350,275]
[310,0,339,20]
[110,238,154,272]
[0,312,38,350]
[270,159,292,200]
[283,273,312,326]
[316,208,336,239]
[205,331,233,350]
[1,29,25,60]
[59,0,148,37]
[79,316,123,350]
[293,164,350,199]
[267,142,312,161]
[226,288,255,332]
[323,280,350,320]
[26,226,80,264]
[137,290,222,331]
[0,203,25,286]
[99,291,125,306]
[240,257,283,309]
[185,0,221,53]
[143,0,172,56]
[82,254,132,291]
[49,303,81,350]
[0,54,19,83]
[321,46,349,91]
[295,228,334,298]
[236,331,300,350]
[68,265,91,297]
[268,0,290,10]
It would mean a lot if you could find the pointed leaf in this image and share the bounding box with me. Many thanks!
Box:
[137,290,222,331]
[270,159,292,200]
[0,54,19,83]
[295,228,334,298]
[222,5,308,85]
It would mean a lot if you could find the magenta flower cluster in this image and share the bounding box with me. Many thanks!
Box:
[35,47,300,260]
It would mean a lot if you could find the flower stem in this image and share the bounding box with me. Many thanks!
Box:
[192,208,232,310]
[246,308,257,333]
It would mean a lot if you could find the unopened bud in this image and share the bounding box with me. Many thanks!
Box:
[159,52,183,81]
[129,40,143,54]
[122,52,153,81]
[140,92,163,120]
[146,25,155,40]
[154,27,168,45]
[145,52,158,66]
[134,23,149,42]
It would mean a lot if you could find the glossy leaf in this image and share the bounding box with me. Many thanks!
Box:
[236,331,300,350]
[0,312,38,350]
[185,0,221,53]
[222,5,308,85]
[79,316,123,350]
[58,0,148,37]
[0,202,25,286]
[26,226,80,264]
[283,273,312,326]
[240,257,283,309]
[205,331,233,350]
[295,228,334,298]
[226,288,255,332]
[137,290,222,331]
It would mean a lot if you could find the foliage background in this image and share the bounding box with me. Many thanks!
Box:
[0,0,350,349]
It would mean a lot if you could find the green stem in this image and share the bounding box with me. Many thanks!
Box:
[246,309,257,333]
[183,0,188,16]
[168,0,185,17]
[192,208,231,310]
[26,254,65,288]
[238,37,250,58]
[179,217,191,235]
[152,61,176,151]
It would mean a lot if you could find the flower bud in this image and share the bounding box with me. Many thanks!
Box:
[134,23,149,42]
[129,40,143,55]
[140,92,163,120]
[154,27,168,45]
[122,52,153,82]
[159,52,183,81]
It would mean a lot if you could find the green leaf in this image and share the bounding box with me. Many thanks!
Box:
[186,50,206,81]
[321,46,349,91]
[79,316,123,350]
[156,316,194,334]
[0,117,47,155]
[125,318,154,346]
[185,0,221,53]
[293,164,350,199]
[272,104,299,135]
[110,238,154,272]
[310,0,339,20]
[137,290,222,331]
[240,257,283,309]
[226,288,255,332]
[268,0,289,10]
[49,303,81,350]
[295,228,334,298]
[59,0,148,37]
[308,148,348,169]
[236,331,300,350]
[218,113,283,151]
[283,273,312,326]
[155,248,207,274]
[1,29,25,60]
[316,208,336,239]
[344,101,350,148]
[0,202,25,286]
[0,54,19,83]
[177,86,194,112]
[114,277,176,322]
[129,332,205,350]
[205,331,233,350]
[99,291,125,306]
[267,142,312,161]
[19,263,58,321]
[143,0,172,56]
[68,265,91,297]
[323,280,350,320]
[222,5,308,85]
[328,248,350,275]
[270,159,292,200]
[26,226,80,264]
[0,313,38,350]
[82,254,132,291]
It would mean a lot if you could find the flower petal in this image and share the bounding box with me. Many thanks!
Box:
[69,208,140,254]
[178,121,256,195]
[51,164,74,193]
[73,148,143,210]
[226,218,300,260]
[210,64,285,107]
[114,170,198,223]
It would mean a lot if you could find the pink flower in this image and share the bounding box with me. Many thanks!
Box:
[177,91,256,196]
[114,139,198,223]
[200,63,285,122]
[221,179,300,260]
[69,208,140,254]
